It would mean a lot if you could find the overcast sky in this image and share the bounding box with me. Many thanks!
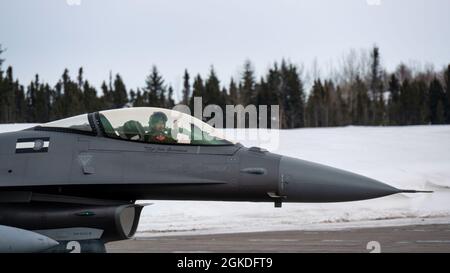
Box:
[1,0,449,100]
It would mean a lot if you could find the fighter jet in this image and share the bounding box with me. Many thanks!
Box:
[0,107,430,252]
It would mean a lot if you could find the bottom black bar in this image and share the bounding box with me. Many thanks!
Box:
[0,253,446,272]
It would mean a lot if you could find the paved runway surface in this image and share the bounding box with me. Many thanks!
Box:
[106,224,450,253]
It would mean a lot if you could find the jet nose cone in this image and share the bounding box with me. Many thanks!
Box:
[279,156,401,202]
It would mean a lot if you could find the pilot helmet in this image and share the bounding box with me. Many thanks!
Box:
[149,111,168,127]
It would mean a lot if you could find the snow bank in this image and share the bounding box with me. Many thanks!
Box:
[138,125,450,236]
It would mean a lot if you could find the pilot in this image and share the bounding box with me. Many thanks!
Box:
[146,111,176,144]
[122,120,145,141]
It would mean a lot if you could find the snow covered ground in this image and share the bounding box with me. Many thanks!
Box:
[2,124,450,236]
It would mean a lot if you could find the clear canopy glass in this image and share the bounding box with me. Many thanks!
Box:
[98,107,235,145]
[41,114,92,132]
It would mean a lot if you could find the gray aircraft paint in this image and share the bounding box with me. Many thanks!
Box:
[0,108,430,252]
[0,128,406,202]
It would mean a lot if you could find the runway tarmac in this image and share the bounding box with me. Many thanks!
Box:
[106,223,450,253]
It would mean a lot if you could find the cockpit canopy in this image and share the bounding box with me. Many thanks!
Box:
[40,107,235,146]
[43,114,93,132]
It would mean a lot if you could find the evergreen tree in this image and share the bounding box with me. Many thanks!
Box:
[387,74,401,125]
[400,79,429,125]
[50,81,64,120]
[34,81,51,122]
[228,78,239,105]
[144,66,165,107]
[100,81,114,109]
[353,76,370,125]
[204,66,222,107]
[26,75,38,122]
[182,69,190,105]
[444,65,450,124]
[62,69,85,117]
[167,86,175,108]
[129,89,136,106]
[113,74,128,108]
[261,65,282,128]
[240,60,256,105]
[0,66,26,122]
[131,88,146,107]
[369,46,383,96]
[280,61,305,128]
[334,85,349,126]
[220,86,228,109]
[263,64,281,107]
[77,67,84,87]
[189,74,205,117]
[325,80,340,127]
[83,80,100,112]
[436,101,446,125]
[255,78,267,127]
[305,79,326,127]
[369,46,385,125]
[15,83,26,122]
[0,67,17,122]
[0,44,5,78]
[428,77,445,124]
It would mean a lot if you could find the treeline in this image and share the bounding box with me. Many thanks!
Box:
[1,45,450,128]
